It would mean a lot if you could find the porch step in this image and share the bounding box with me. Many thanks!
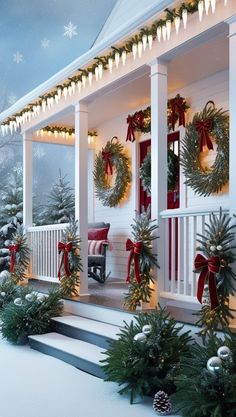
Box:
[51,315,120,348]
[28,332,106,379]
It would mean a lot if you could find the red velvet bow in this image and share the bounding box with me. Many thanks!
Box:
[58,242,72,280]
[195,118,213,152]
[126,238,142,284]
[169,97,186,131]
[126,112,144,142]
[194,253,220,310]
[9,243,20,273]
[102,151,113,175]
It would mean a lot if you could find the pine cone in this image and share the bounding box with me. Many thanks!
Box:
[153,391,172,415]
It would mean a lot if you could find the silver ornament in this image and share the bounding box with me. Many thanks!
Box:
[216,245,223,251]
[142,324,152,335]
[0,292,6,297]
[210,245,216,252]
[133,332,147,342]
[207,356,222,373]
[37,295,46,303]
[217,346,231,360]
[25,293,34,302]
[14,297,22,306]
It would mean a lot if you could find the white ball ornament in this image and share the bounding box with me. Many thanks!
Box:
[207,356,222,373]
[14,297,22,306]
[217,346,231,360]
[37,295,46,303]
[133,332,147,342]
[210,245,216,252]
[216,245,223,251]
[142,325,152,335]
[25,293,34,302]
[0,292,6,297]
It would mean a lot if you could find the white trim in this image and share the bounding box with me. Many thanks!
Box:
[27,223,69,232]
[160,206,229,218]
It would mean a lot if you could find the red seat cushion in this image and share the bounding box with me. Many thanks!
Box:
[88,227,109,241]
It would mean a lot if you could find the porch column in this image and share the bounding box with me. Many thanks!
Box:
[149,59,168,304]
[228,16,236,217]
[75,102,89,295]
[23,131,33,228]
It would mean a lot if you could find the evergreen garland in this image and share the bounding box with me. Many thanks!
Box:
[181,103,229,196]
[10,226,31,284]
[194,209,236,340]
[59,221,83,297]
[124,212,158,310]
[101,308,192,404]
[1,288,63,345]
[0,276,19,309]
[171,332,236,417]
[94,137,131,207]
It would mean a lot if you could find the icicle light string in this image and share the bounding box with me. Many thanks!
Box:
[1,0,228,134]
[35,126,97,142]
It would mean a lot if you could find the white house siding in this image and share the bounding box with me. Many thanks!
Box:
[92,68,229,279]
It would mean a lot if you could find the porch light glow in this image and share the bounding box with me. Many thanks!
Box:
[157,26,162,42]
[210,0,216,13]
[82,75,87,88]
[122,50,126,65]
[182,9,188,29]
[162,25,167,41]
[148,34,153,49]
[166,20,171,40]
[204,0,210,15]
[132,43,137,59]
[108,58,113,73]
[115,52,120,68]
[98,63,103,79]
[88,72,93,85]
[142,34,147,50]
[77,80,82,93]
[198,0,204,21]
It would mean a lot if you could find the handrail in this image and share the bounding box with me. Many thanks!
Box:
[160,205,229,219]
[27,223,69,232]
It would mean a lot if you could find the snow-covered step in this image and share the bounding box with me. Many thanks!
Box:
[51,315,121,348]
[29,333,106,379]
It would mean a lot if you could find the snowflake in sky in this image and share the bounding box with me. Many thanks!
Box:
[13,51,23,64]
[8,93,17,106]
[34,144,46,160]
[64,21,78,39]
[41,38,50,48]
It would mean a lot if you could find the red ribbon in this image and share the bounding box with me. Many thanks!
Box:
[194,253,220,310]
[58,242,72,280]
[102,151,113,175]
[169,97,186,131]
[126,112,144,142]
[9,243,20,273]
[126,238,142,284]
[195,118,213,152]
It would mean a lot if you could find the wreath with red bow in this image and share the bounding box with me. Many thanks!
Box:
[181,102,229,196]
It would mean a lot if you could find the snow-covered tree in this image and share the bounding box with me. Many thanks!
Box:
[0,168,23,272]
[41,170,75,225]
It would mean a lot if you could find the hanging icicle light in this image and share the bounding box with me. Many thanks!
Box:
[132,43,137,59]
[182,9,188,29]
[108,58,113,73]
[95,66,99,81]
[198,0,204,21]
[68,85,72,96]
[48,130,51,137]
[88,72,93,86]
[50,97,54,107]
[166,20,172,40]
[54,130,58,138]
[71,81,76,94]
[42,100,46,112]
[63,86,68,99]
[147,34,153,49]
[82,75,87,88]
[1,125,5,136]
[55,95,59,104]
[57,87,62,100]
[138,41,143,58]
[47,97,51,109]
[210,0,216,13]
[162,25,167,41]
[77,80,82,93]
[115,52,120,68]
[204,0,210,15]
[122,50,126,65]
[98,63,103,79]
[224,0,228,5]
[157,26,162,42]
[142,34,147,51]
[174,16,181,34]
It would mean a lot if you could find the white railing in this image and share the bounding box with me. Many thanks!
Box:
[159,205,229,305]
[27,223,68,282]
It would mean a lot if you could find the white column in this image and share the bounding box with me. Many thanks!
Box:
[149,59,168,305]
[75,102,89,295]
[23,131,33,228]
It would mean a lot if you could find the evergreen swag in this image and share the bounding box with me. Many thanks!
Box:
[124,212,158,310]
[181,102,229,196]
[9,226,30,284]
[93,137,131,207]
[0,275,19,309]
[101,308,192,404]
[139,149,179,195]
[1,288,63,345]
[171,332,236,417]
[59,221,83,297]
[194,209,236,339]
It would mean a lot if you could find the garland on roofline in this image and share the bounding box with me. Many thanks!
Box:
[1,0,219,132]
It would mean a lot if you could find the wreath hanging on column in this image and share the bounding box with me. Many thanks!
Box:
[181,102,229,196]
[94,137,131,207]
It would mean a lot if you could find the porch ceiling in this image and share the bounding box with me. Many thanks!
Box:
[51,31,228,129]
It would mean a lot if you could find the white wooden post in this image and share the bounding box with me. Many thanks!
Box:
[149,59,168,306]
[23,131,33,228]
[75,102,89,295]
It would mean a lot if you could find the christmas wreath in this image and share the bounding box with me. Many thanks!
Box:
[181,102,229,196]
[139,148,179,195]
[94,137,131,207]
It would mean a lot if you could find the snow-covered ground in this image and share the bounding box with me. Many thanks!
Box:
[0,336,163,417]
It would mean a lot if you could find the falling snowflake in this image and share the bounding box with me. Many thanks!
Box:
[13,51,23,64]
[41,38,50,48]
[34,144,46,160]
[64,21,78,39]
[8,93,17,106]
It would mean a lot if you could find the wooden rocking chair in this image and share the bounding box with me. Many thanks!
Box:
[88,222,110,283]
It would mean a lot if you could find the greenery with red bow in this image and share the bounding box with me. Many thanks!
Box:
[58,221,82,297]
[9,226,30,284]
[124,211,158,310]
[194,208,236,340]
[181,102,229,196]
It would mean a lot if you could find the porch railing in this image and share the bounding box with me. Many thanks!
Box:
[27,223,68,282]
[159,206,229,305]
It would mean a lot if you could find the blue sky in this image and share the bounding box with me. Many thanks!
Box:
[0,0,117,106]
